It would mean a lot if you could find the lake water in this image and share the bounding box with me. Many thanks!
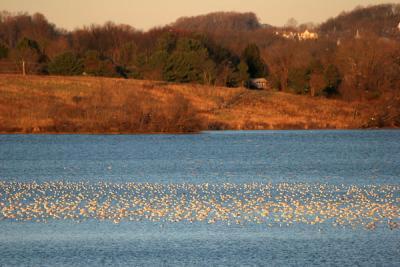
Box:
[0,131,399,266]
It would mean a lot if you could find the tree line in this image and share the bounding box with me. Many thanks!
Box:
[0,4,400,111]
[0,11,268,87]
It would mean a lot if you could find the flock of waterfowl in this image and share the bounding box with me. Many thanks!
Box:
[0,181,398,230]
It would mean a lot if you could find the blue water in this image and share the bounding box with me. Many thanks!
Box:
[1,130,399,184]
[0,131,399,266]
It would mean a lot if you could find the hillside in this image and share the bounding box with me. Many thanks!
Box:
[1,6,400,109]
[318,4,400,38]
[170,5,400,38]
[0,74,381,134]
[171,12,262,33]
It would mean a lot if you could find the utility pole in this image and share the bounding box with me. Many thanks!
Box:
[22,60,26,76]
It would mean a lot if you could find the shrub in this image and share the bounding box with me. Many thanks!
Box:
[83,50,119,77]
[323,64,341,96]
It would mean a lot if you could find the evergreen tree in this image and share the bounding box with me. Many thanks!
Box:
[156,32,177,53]
[163,38,216,84]
[0,43,8,59]
[241,43,268,78]
[48,52,83,76]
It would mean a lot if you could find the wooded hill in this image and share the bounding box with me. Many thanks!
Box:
[0,4,399,130]
[171,12,263,33]
[319,4,400,39]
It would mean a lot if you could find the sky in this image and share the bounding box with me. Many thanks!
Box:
[1,0,399,30]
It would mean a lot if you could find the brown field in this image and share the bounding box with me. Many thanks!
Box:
[0,74,375,133]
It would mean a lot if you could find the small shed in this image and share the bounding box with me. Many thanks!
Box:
[249,78,268,89]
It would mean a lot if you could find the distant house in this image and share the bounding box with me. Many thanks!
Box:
[249,78,268,89]
[276,30,318,41]
[299,30,318,40]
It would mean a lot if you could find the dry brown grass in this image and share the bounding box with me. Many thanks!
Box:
[207,91,367,130]
[0,74,372,133]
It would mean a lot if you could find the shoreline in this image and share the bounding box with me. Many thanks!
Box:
[0,127,398,135]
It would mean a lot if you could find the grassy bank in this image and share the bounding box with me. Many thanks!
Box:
[0,74,375,133]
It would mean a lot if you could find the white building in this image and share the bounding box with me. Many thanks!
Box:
[299,30,319,40]
[277,30,318,41]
